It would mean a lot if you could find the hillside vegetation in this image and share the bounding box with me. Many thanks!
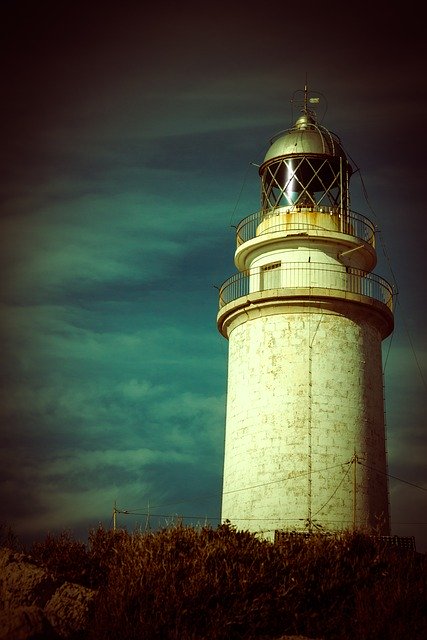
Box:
[4,523,427,639]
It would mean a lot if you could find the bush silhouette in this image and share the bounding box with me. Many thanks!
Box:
[4,522,426,639]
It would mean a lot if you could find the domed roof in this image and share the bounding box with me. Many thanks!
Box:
[262,110,348,164]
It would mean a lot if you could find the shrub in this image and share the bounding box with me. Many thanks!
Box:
[0,522,23,551]
[29,530,94,587]
[88,525,427,640]
[6,523,425,639]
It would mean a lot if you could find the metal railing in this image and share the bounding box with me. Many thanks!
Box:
[218,263,394,311]
[236,208,375,247]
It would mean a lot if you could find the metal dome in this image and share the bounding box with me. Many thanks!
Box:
[262,110,349,164]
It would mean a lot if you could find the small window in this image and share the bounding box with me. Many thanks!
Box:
[261,262,281,289]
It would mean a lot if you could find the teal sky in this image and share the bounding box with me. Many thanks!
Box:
[1,1,426,550]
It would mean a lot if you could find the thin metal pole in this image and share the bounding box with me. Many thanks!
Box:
[353,452,358,531]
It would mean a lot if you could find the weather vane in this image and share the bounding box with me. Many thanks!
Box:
[290,76,323,121]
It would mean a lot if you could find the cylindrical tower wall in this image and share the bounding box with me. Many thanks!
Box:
[221,302,390,539]
[249,249,347,293]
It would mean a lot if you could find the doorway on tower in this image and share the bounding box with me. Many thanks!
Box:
[261,261,281,290]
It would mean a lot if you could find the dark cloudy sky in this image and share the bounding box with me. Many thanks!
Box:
[1,1,426,551]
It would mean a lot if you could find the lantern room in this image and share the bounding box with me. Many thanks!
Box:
[259,109,353,216]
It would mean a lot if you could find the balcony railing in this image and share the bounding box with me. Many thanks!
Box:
[236,208,375,247]
[218,263,394,311]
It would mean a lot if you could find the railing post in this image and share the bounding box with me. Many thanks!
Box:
[218,263,393,311]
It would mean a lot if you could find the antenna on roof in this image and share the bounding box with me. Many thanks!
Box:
[304,74,308,112]
[291,76,320,119]
[305,74,320,109]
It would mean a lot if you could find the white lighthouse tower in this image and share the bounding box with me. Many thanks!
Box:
[217,88,394,539]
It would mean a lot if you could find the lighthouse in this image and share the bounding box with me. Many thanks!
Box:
[217,88,394,539]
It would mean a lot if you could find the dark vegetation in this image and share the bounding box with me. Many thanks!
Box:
[2,522,426,639]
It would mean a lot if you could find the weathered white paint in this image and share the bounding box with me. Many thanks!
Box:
[235,209,377,273]
[218,109,393,541]
[220,300,390,539]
